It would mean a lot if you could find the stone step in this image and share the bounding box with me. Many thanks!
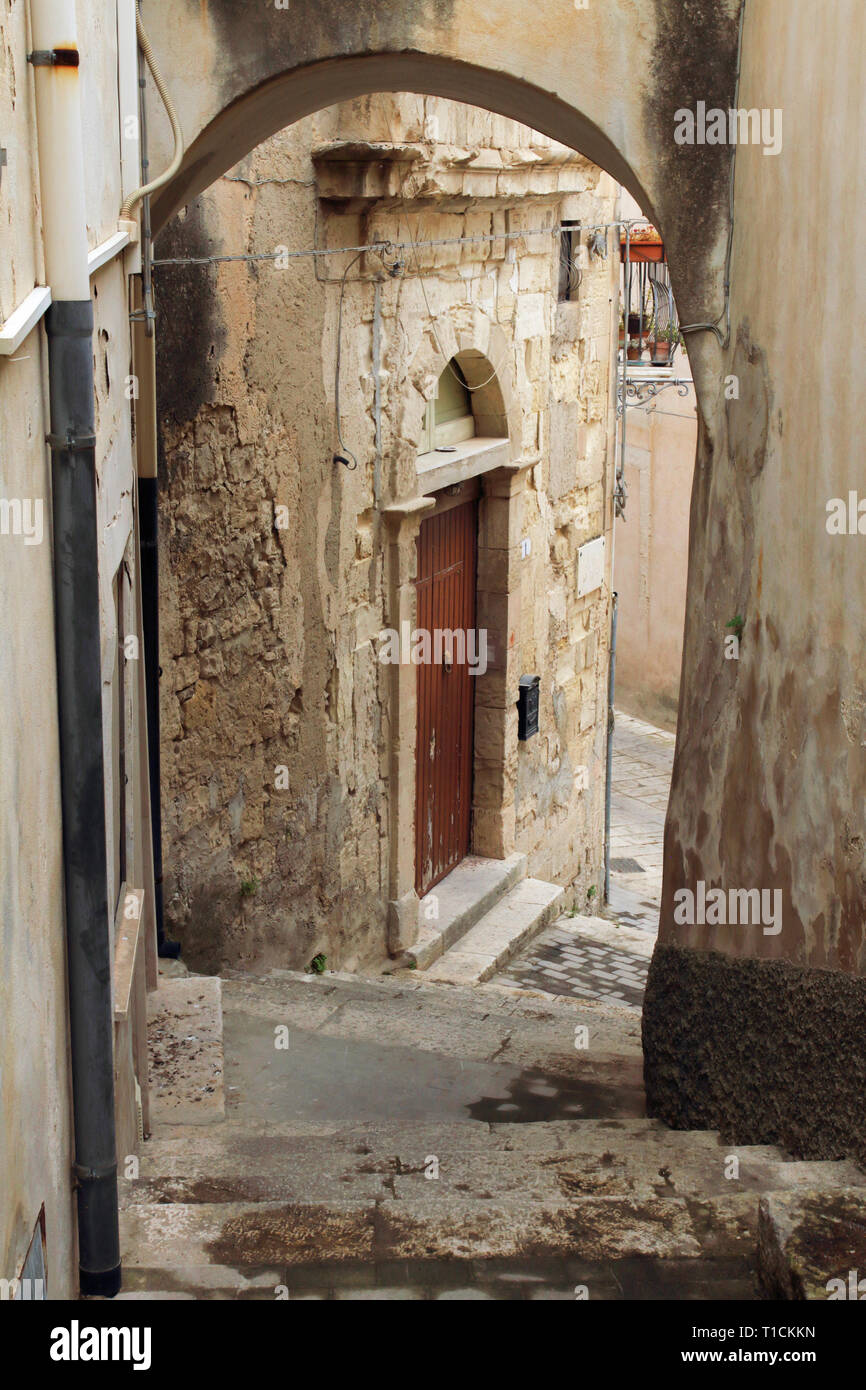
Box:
[122,1147,865,1210]
[140,1116,687,1161]
[117,1194,726,1270]
[422,878,566,985]
[757,1189,866,1299]
[121,1183,856,1275]
[128,1116,866,1207]
[408,852,527,970]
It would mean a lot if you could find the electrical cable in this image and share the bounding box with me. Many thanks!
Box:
[120,6,184,220]
[152,219,653,269]
[333,249,364,469]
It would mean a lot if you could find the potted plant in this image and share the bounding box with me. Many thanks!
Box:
[651,323,683,364]
[626,337,642,361]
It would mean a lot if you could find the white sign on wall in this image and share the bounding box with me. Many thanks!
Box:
[577,535,606,598]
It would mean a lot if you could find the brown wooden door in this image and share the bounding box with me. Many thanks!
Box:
[415,499,477,897]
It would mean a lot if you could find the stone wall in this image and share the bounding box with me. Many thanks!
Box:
[156,95,618,973]
[642,0,866,1159]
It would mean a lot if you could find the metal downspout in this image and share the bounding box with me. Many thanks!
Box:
[29,0,121,1295]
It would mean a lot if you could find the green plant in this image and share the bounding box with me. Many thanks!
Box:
[659,323,684,346]
[308,953,327,975]
[239,876,259,898]
[726,614,745,640]
[587,884,598,902]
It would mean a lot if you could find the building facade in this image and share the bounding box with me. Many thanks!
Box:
[1,0,155,1298]
[154,96,620,974]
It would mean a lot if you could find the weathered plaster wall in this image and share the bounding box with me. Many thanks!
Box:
[1,0,74,1300]
[614,385,695,731]
[643,0,866,1158]
[1,0,147,1294]
[155,96,618,973]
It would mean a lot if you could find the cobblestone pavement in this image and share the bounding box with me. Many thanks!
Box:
[497,711,674,1008]
[498,921,649,1010]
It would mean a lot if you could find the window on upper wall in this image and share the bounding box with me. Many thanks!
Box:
[558,220,582,302]
[419,359,475,454]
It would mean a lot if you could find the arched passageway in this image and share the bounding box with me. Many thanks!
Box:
[142,0,866,1162]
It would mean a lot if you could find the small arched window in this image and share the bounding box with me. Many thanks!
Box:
[419,359,475,455]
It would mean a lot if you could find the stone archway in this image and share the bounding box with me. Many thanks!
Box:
[142,0,866,1159]
[146,0,740,406]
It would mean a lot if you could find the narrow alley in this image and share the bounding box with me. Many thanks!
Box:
[498,710,673,1007]
[123,712,866,1302]
[5,0,866,1340]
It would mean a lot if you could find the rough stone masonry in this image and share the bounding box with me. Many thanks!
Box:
[155,95,619,975]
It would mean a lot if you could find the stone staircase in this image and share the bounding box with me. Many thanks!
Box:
[117,966,866,1300]
[405,852,565,982]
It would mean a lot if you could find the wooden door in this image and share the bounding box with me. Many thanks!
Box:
[415,499,477,897]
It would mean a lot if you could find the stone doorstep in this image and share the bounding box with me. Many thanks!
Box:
[407,851,528,970]
[422,878,565,985]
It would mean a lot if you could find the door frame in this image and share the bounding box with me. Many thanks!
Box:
[383,461,531,955]
[413,483,480,898]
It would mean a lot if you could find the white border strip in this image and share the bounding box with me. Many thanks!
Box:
[0,286,52,356]
[0,229,131,356]
[87,229,131,277]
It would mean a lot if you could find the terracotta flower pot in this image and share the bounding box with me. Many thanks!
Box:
[651,341,672,364]
[626,341,642,361]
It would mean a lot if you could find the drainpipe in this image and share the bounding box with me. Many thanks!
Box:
[29,0,121,1295]
[604,591,618,903]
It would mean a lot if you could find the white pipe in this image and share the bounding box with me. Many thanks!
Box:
[29,0,90,300]
[120,8,184,219]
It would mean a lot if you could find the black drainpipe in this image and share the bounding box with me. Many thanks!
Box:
[47,300,122,1298]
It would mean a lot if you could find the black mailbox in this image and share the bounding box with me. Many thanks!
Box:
[517,675,540,741]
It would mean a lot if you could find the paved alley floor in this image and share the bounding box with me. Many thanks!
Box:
[496,710,675,1008]
[498,916,652,1011]
[607,709,674,935]
[124,967,866,1300]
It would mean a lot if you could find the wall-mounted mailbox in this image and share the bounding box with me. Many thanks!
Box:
[517,674,540,741]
